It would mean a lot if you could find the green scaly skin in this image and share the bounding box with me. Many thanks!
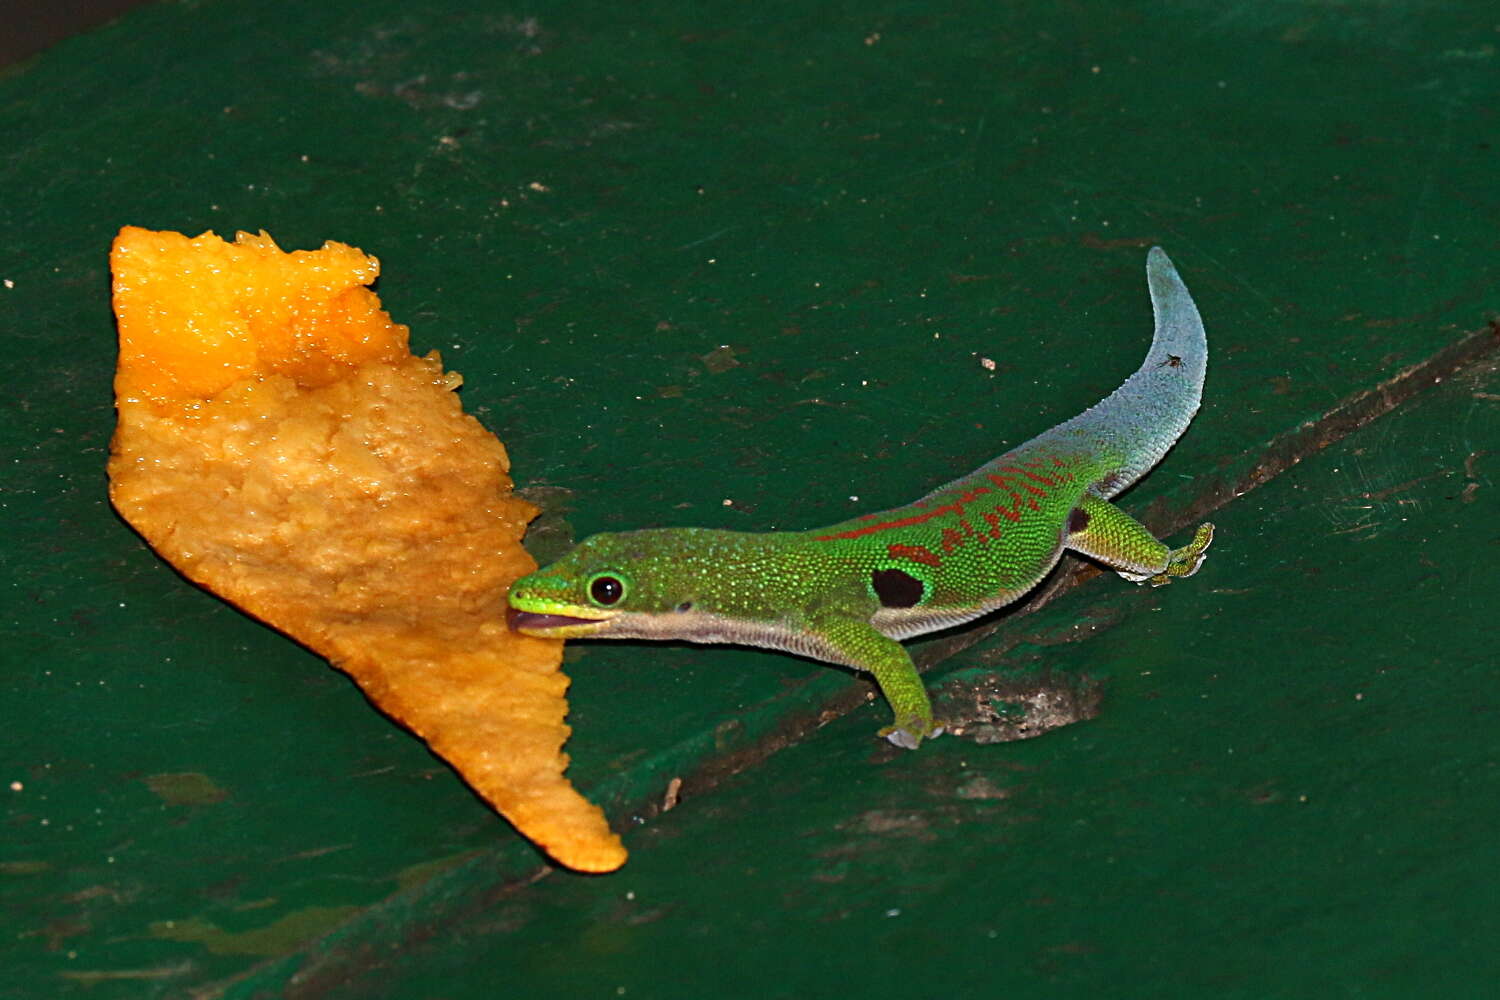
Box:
[509,249,1215,749]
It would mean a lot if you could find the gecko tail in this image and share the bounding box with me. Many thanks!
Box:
[1030,247,1207,499]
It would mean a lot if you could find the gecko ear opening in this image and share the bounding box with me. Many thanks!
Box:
[871,568,925,608]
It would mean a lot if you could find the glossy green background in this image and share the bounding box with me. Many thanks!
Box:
[2,1,1495,996]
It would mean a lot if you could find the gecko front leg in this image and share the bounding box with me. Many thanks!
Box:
[815,617,941,749]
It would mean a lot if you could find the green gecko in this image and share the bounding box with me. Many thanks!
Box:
[508,248,1214,749]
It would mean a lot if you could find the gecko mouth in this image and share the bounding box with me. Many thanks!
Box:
[506,608,615,636]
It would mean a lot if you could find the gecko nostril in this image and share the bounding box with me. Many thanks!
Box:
[675,601,694,613]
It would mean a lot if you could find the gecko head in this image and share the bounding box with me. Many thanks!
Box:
[507,528,743,639]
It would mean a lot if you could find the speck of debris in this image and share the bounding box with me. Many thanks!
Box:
[956,775,1010,801]
[700,344,741,374]
[849,809,934,840]
[143,772,229,807]
[662,777,683,811]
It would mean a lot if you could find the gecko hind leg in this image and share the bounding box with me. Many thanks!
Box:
[1066,493,1214,588]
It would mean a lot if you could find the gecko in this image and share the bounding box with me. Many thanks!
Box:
[508,248,1214,749]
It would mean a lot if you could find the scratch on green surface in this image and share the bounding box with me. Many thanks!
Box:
[142,772,228,806]
[395,851,474,893]
[149,906,361,956]
[58,962,193,986]
[1440,44,1494,61]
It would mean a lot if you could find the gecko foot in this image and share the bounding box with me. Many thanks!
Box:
[1146,522,1214,588]
[879,717,944,751]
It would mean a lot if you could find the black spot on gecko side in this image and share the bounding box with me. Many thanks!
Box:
[872,568,925,608]
[1067,507,1091,534]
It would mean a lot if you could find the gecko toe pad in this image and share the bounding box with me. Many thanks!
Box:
[1147,522,1215,588]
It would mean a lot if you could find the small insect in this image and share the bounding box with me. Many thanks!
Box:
[1159,353,1183,368]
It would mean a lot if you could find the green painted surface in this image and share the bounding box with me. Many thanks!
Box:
[245,355,1500,1000]
[1,0,1495,996]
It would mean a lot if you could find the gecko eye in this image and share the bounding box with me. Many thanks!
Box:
[588,573,626,606]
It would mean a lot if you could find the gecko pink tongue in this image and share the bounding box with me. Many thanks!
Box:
[507,608,605,633]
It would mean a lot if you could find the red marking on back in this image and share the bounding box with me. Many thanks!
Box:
[815,455,1082,547]
[814,486,992,541]
[950,517,989,556]
[995,465,1052,495]
[888,543,941,567]
[958,517,985,543]
[990,492,1030,523]
[986,474,1043,515]
[1022,454,1079,485]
